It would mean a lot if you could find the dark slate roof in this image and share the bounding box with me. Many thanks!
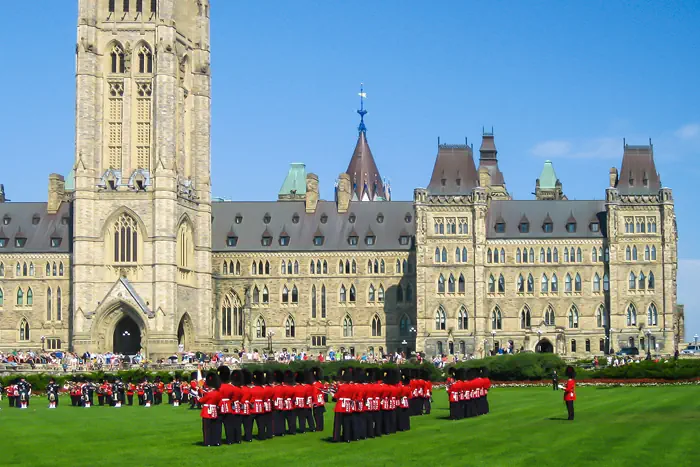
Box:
[427,144,479,194]
[486,200,606,239]
[346,131,386,201]
[212,200,415,252]
[0,202,72,253]
[478,134,505,186]
[616,144,661,195]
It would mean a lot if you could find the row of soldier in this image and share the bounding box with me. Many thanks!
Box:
[3,378,33,409]
[446,367,492,420]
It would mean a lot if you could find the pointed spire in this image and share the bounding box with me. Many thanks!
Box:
[357,83,367,134]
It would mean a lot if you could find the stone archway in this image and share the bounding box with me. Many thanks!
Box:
[535,338,554,353]
[113,316,141,355]
[92,301,147,355]
[177,313,195,352]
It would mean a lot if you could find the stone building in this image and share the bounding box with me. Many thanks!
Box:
[0,0,678,358]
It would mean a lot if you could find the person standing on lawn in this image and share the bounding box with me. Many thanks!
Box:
[558,366,576,420]
[552,370,558,391]
[200,372,223,447]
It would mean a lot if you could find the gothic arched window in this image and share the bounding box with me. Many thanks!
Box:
[321,285,326,318]
[285,316,295,338]
[221,293,243,337]
[311,285,317,318]
[541,274,549,293]
[47,287,52,321]
[448,274,455,293]
[458,306,468,330]
[399,314,410,336]
[647,303,658,326]
[57,287,62,321]
[627,304,637,326]
[372,315,382,337]
[545,305,555,326]
[343,315,353,337]
[368,284,376,302]
[437,274,445,293]
[498,274,505,293]
[19,318,30,341]
[110,43,125,74]
[596,304,605,328]
[491,307,502,330]
[113,213,139,263]
[520,306,531,329]
[137,44,153,74]
[256,316,266,338]
[292,285,299,303]
[435,306,446,330]
[458,273,465,294]
[568,305,579,329]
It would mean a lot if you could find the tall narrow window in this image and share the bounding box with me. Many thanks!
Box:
[551,274,558,293]
[343,316,353,337]
[400,315,410,336]
[0,288,3,306]
[123,0,130,13]
[368,284,376,302]
[593,273,601,292]
[596,305,605,328]
[134,81,152,170]
[114,213,139,263]
[448,274,455,293]
[311,285,317,318]
[137,45,153,74]
[256,317,266,338]
[603,273,610,291]
[17,287,23,306]
[627,304,637,326]
[56,286,63,319]
[629,272,636,290]
[349,285,356,303]
[109,0,116,13]
[517,274,525,293]
[282,286,289,303]
[458,306,468,330]
[574,273,582,292]
[27,288,33,306]
[47,287,52,321]
[647,304,658,326]
[648,272,655,289]
[545,306,555,326]
[458,274,465,293]
[291,285,299,304]
[136,0,143,13]
[568,306,579,328]
[19,319,30,341]
[438,274,445,293]
[372,315,382,337]
[435,307,446,330]
[321,285,326,318]
[285,316,295,338]
[488,275,496,293]
[527,274,534,293]
[106,80,124,170]
[491,308,502,330]
[651,246,657,260]
[221,293,243,336]
[565,274,572,293]
[541,274,549,293]
[339,285,347,303]
[378,285,384,303]
[498,274,505,293]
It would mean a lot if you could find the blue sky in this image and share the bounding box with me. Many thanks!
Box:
[0,1,698,339]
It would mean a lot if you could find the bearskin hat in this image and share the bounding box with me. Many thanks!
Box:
[466,368,479,381]
[456,368,467,381]
[565,366,576,378]
[401,368,411,385]
[190,371,198,382]
[274,369,285,384]
[304,369,315,385]
[448,367,457,379]
[218,365,231,383]
[231,370,244,387]
[253,370,265,386]
[354,368,366,384]
[205,372,221,390]
[341,367,354,383]
[312,366,323,382]
[242,369,253,386]
[284,369,295,385]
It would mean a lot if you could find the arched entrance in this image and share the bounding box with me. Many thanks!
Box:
[535,339,554,353]
[177,313,194,351]
[113,316,142,355]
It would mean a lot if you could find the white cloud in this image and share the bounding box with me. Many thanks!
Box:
[678,259,700,342]
[530,137,620,159]
[674,123,700,140]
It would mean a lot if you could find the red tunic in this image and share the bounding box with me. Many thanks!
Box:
[200,390,222,419]
[333,383,353,413]
[312,381,325,407]
[249,385,265,414]
[564,379,576,401]
[218,383,235,414]
[294,384,308,409]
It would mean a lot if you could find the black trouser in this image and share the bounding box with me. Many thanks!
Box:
[298,408,315,434]
[423,398,431,415]
[285,410,297,435]
[449,401,460,420]
[256,413,269,440]
[382,411,392,435]
[365,410,375,438]
[202,418,222,446]
[553,381,558,391]
[98,395,105,406]
[273,411,286,436]
[9,396,15,407]
[71,395,78,406]
[484,396,490,414]
[222,414,242,444]
[127,394,134,406]
[242,415,255,441]
[390,410,398,434]
[373,411,383,437]
[264,412,274,439]
[332,412,352,442]
[313,405,326,432]
[55,396,60,407]
[168,393,173,404]
[352,412,365,440]
[566,400,574,420]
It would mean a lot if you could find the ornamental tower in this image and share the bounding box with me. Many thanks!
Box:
[72,0,212,356]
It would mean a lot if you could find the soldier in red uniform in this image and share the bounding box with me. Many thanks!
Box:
[332,368,354,442]
[251,370,268,440]
[262,371,275,439]
[271,370,286,437]
[297,370,315,434]
[217,366,237,445]
[398,369,411,431]
[230,370,244,442]
[240,369,255,442]
[283,370,297,435]
[200,372,222,447]
[311,367,326,432]
[351,370,366,440]
[560,366,576,420]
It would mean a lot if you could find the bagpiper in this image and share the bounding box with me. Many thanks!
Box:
[47,377,60,409]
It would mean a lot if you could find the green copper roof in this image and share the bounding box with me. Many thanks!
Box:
[278,163,307,197]
[538,160,558,189]
[65,168,75,191]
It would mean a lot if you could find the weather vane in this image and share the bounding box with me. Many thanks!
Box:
[357,83,367,134]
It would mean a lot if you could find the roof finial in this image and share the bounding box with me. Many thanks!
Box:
[357,83,368,134]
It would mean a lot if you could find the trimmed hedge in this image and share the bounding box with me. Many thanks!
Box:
[0,361,443,391]
[451,353,567,381]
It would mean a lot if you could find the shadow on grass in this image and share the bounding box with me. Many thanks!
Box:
[546,417,572,421]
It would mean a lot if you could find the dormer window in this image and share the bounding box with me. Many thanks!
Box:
[292,213,300,224]
[377,214,384,223]
[405,213,412,223]
[456,178,461,187]
[0,238,6,248]
[320,214,328,224]
[261,235,272,247]
[348,235,358,246]
[399,235,410,245]
[61,216,69,225]
[226,236,238,247]
[51,238,62,248]
[15,238,26,248]
[441,178,446,187]
[263,213,271,224]
[279,235,290,246]
[543,222,553,233]
[32,215,40,225]
[518,222,529,233]
[3,216,10,225]
[349,214,356,224]
[590,222,600,232]
[313,235,324,246]
[566,222,577,233]
[365,235,376,246]
[235,215,243,224]
[494,222,506,233]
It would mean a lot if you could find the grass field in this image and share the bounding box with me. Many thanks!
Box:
[1,386,698,467]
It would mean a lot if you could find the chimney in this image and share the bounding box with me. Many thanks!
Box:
[48,174,65,214]
[0,184,5,203]
[609,167,618,188]
[478,166,491,188]
[336,173,352,213]
[305,173,319,214]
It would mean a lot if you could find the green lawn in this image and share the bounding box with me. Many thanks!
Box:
[1,386,697,467]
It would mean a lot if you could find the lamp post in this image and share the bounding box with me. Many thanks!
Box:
[645,329,652,359]
[267,330,275,354]
[609,328,615,355]
[491,330,496,354]
[41,335,45,352]
[409,327,417,354]
[536,329,542,352]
